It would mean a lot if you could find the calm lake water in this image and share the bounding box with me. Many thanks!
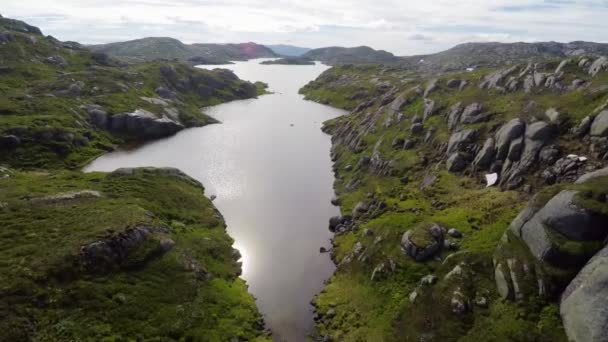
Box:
[84,59,346,341]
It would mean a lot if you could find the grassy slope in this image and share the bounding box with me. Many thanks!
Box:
[0,18,271,341]
[298,61,608,341]
[0,168,271,341]
[0,22,266,170]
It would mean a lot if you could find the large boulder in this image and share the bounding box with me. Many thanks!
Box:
[447,153,467,172]
[79,224,173,274]
[495,119,526,160]
[401,223,445,261]
[446,79,462,88]
[423,78,438,98]
[560,245,608,342]
[473,138,495,169]
[575,166,608,184]
[0,135,20,150]
[590,110,608,137]
[423,99,437,121]
[572,116,593,137]
[479,66,518,89]
[501,122,555,185]
[447,129,477,155]
[109,109,184,140]
[460,102,484,124]
[511,189,608,267]
[496,171,608,302]
[411,123,424,135]
[535,190,607,241]
[555,59,570,74]
[589,56,608,77]
[447,102,464,131]
[87,106,109,129]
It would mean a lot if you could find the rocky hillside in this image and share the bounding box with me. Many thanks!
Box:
[260,56,315,65]
[400,41,608,72]
[0,17,266,169]
[90,38,278,64]
[300,55,608,340]
[302,46,401,65]
[266,44,311,57]
[0,167,271,341]
[0,16,271,341]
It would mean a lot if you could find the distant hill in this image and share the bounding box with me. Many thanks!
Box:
[266,44,311,57]
[89,38,278,64]
[400,41,608,71]
[302,46,400,65]
[260,57,315,65]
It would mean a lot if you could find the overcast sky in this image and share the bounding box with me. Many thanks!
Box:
[3,0,608,55]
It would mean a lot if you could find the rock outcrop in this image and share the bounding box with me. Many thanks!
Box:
[590,110,608,137]
[87,107,184,140]
[560,245,608,342]
[495,171,608,303]
[401,223,446,261]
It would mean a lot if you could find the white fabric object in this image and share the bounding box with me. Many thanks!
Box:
[485,173,498,187]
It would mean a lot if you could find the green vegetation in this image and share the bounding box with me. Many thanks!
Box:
[298,60,608,340]
[0,168,271,341]
[89,38,278,65]
[0,17,271,341]
[0,18,263,170]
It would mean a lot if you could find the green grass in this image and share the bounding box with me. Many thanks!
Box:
[0,168,271,341]
[299,61,607,340]
[0,26,261,170]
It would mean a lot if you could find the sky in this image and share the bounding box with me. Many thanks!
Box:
[3,0,608,56]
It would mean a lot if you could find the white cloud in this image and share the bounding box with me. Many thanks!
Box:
[2,0,607,55]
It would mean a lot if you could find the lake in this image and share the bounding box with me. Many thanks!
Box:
[84,59,346,341]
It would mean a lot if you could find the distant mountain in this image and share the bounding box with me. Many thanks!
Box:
[190,42,278,62]
[89,38,278,64]
[302,46,400,65]
[266,44,311,57]
[400,41,608,71]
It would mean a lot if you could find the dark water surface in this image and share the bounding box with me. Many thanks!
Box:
[84,59,346,341]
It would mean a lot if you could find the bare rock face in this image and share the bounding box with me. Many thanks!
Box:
[589,56,608,77]
[447,152,467,172]
[473,138,495,169]
[561,245,608,342]
[590,110,608,137]
[447,102,464,131]
[401,223,446,261]
[572,116,593,137]
[575,166,608,184]
[423,99,437,121]
[446,79,462,88]
[112,109,184,139]
[495,119,526,160]
[495,171,608,302]
[501,121,556,187]
[447,129,478,155]
[424,78,438,98]
[479,66,519,89]
[460,102,485,125]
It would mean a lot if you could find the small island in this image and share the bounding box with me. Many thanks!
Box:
[261,57,315,65]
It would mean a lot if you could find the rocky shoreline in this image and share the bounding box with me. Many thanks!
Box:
[303,56,608,340]
[0,16,271,341]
